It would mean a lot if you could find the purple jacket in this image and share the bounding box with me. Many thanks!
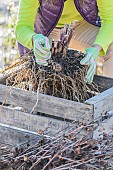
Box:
[18,0,101,56]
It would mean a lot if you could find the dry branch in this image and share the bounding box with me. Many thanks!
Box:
[1,121,113,170]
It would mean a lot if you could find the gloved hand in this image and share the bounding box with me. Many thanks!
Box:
[80,47,99,84]
[33,34,51,66]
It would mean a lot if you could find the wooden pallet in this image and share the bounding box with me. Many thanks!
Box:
[0,75,113,146]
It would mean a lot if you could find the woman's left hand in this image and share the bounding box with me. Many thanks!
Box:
[80,47,99,84]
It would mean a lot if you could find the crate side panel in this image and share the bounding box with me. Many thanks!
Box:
[0,84,93,123]
[86,87,113,119]
[0,123,39,146]
[94,75,113,92]
[93,115,113,139]
[0,105,70,135]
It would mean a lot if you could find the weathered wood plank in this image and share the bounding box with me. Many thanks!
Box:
[86,87,113,120]
[94,75,113,92]
[0,123,39,146]
[0,105,69,135]
[93,111,113,139]
[0,84,93,122]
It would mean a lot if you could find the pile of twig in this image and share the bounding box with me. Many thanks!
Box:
[0,144,12,170]
[1,121,113,170]
[5,49,99,102]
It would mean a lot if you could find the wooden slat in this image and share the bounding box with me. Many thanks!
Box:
[94,75,113,92]
[86,87,113,120]
[0,123,39,146]
[0,84,93,123]
[93,113,113,139]
[0,105,69,135]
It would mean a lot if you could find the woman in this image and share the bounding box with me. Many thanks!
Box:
[15,0,113,83]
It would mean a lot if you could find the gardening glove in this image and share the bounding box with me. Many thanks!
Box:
[33,34,51,66]
[80,47,99,84]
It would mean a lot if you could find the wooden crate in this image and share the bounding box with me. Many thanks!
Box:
[0,75,113,146]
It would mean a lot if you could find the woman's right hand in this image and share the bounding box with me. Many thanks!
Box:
[33,34,51,66]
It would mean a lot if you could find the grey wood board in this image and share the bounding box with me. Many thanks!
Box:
[86,87,113,119]
[93,116,113,139]
[0,105,70,135]
[94,75,113,92]
[0,123,39,146]
[0,84,93,122]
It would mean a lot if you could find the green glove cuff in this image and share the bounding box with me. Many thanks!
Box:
[86,47,99,61]
[33,34,45,44]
